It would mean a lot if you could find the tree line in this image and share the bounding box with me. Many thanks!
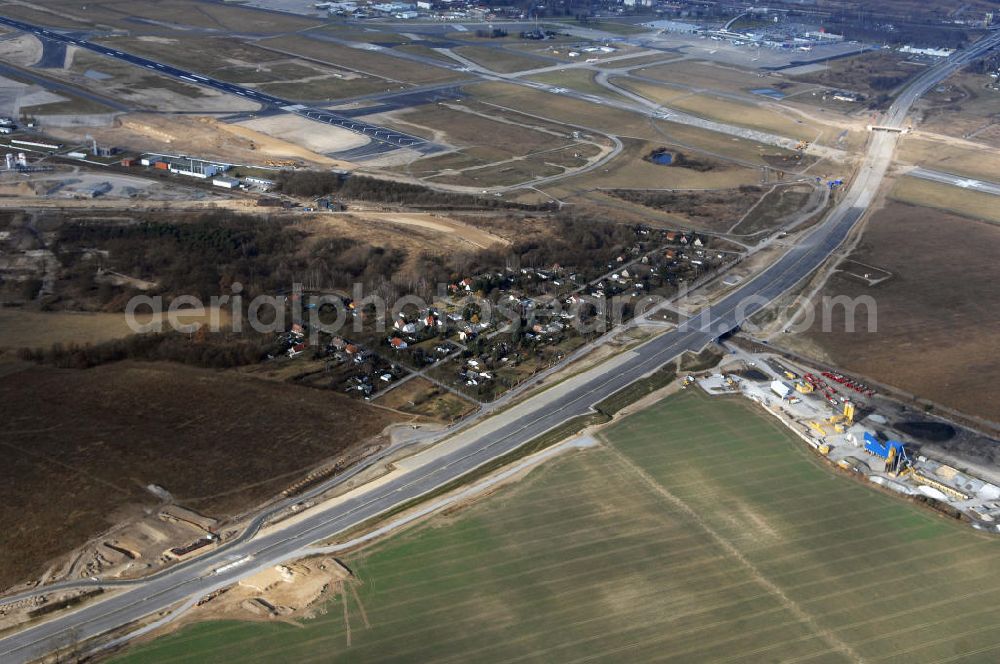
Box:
[18,331,282,370]
[273,171,553,210]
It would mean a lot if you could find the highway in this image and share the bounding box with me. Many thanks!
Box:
[0,16,428,149]
[0,25,997,664]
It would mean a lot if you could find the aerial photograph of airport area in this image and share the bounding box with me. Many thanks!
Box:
[1,0,1000,661]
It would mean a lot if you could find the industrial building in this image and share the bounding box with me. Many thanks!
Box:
[138,154,229,179]
[900,45,956,58]
[244,176,276,190]
[770,380,792,399]
[212,177,240,189]
[643,19,700,33]
[696,349,1000,531]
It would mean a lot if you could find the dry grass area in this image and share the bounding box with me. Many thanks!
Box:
[95,36,287,78]
[467,81,787,168]
[916,71,1000,147]
[49,114,346,169]
[525,69,631,102]
[791,201,1000,422]
[303,211,506,277]
[606,185,766,234]
[597,53,680,69]
[89,34,392,103]
[374,377,477,422]
[379,100,607,186]
[616,76,856,148]
[453,45,550,74]
[788,51,921,98]
[638,59,807,96]
[259,36,469,86]
[899,134,1000,182]
[18,0,323,33]
[117,389,1000,663]
[53,46,259,114]
[664,93,826,143]
[0,361,396,591]
[0,308,228,351]
[550,139,760,201]
[731,183,819,236]
[337,211,509,250]
[230,115,368,158]
[609,76,698,106]
[468,80,654,136]
[385,102,575,163]
[890,176,1000,225]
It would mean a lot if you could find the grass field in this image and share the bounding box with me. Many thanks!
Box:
[261,36,468,85]
[0,361,395,591]
[597,53,680,69]
[664,93,823,143]
[898,136,1000,182]
[791,200,1000,423]
[639,60,805,98]
[550,138,761,199]
[788,51,920,98]
[0,308,227,350]
[453,45,551,74]
[606,186,766,234]
[730,183,818,237]
[576,19,648,35]
[25,0,322,33]
[389,103,575,162]
[916,71,1000,147]
[525,69,631,102]
[115,389,1000,663]
[889,177,1000,225]
[373,377,477,422]
[468,81,786,164]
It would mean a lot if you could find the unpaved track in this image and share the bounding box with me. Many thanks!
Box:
[339,211,509,249]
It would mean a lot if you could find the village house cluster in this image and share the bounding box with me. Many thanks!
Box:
[269,226,732,402]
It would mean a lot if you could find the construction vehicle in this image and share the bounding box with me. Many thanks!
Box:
[883,444,912,477]
[834,423,846,434]
[843,402,856,424]
[911,471,968,500]
[827,413,845,424]
[783,370,797,380]
[809,421,827,436]
[818,444,831,456]
[795,381,813,394]
[864,432,911,476]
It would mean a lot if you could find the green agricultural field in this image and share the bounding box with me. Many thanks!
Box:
[115,391,1000,663]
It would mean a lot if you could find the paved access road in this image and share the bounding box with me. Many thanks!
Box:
[1,25,998,664]
[0,15,428,149]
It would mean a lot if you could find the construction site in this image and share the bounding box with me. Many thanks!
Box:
[692,348,1000,530]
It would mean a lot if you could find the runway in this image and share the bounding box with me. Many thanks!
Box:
[0,15,429,149]
[908,166,1000,197]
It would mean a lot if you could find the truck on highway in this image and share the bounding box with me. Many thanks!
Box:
[211,555,253,576]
